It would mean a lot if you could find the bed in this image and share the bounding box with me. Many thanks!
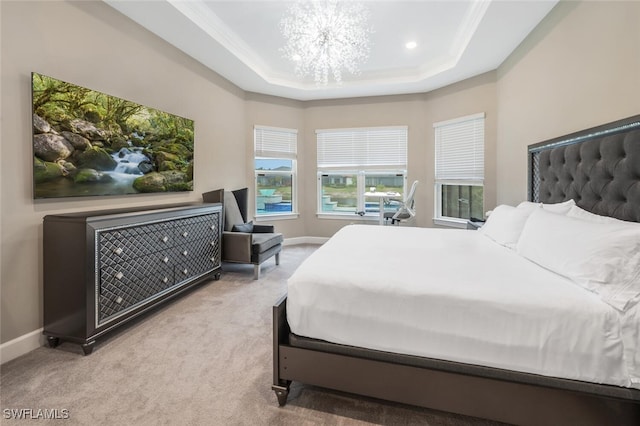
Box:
[272,115,640,425]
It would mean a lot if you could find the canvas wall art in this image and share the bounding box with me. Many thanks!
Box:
[32,72,194,199]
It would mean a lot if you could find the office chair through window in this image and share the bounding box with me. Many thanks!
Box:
[384,180,419,225]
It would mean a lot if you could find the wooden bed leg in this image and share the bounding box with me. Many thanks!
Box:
[272,384,290,406]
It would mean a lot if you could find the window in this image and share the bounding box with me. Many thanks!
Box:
[317,126,407,218]
[434,113,484,226]
[254,126,297,217]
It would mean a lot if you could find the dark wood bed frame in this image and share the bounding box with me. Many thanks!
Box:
[272,115,640,425]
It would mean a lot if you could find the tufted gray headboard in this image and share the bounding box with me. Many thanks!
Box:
[528,115,640,223]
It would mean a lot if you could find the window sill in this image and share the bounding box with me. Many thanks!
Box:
[254,213,299,222]
[317,213,377,221]
[432,218,468,229]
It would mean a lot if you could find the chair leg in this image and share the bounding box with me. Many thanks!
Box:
[275,252,280,266]
[254,264,260,280]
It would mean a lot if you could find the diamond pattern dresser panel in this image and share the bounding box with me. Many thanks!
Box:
[174,240,220,280]
[173,215,219,244]
[99,256,174,321]
[96,212,221,325]
[99,221,174,266]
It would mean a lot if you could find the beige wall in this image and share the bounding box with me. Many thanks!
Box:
[496,0,640,205]
[0,1,247,343]
[2,0,638,347]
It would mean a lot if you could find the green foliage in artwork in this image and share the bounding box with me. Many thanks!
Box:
[32,73,194,144]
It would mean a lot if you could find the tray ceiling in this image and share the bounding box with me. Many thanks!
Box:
[105,0,558,101]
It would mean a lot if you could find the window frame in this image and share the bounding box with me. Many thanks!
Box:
[434,181,484,228]
[315,126,408,219]
[317,171,360,217]
[433,113,485,228]
[253,125,298,220]
[317,170,407,219]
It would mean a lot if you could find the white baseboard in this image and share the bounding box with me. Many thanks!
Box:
[1,328,44,365]
[283,236,328,246]
[0,236,324,364]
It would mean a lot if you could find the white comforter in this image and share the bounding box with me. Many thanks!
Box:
[287,225,640,389]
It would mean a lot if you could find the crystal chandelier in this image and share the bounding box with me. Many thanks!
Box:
[280,1,372,85]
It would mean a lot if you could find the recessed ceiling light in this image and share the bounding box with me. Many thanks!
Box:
[405,41,417,50]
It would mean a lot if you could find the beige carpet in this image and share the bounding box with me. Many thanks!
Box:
[1,244,503,425]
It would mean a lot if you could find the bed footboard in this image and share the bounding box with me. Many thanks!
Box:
[272,297,640,424]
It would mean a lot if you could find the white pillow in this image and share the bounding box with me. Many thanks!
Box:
[517,199,575,215]
[567,205,639,227]
[516,208,640,311]
[479,205,532,249]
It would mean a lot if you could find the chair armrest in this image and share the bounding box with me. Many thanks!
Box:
[253,224,275,233]
[222,231,252,262]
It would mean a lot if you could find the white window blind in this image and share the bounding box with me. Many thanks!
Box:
[255,126,297,159]
[434,113,484,181]
[317,126,407,170]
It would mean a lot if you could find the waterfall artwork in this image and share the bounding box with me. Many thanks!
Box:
[31,72,195,199]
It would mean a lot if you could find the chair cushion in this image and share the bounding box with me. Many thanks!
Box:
[232,221,254,233]
[251,233,283,255]
[224,191,245,232]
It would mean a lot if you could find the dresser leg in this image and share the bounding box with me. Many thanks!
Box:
[46,336,60,348]
[81,341,95,355]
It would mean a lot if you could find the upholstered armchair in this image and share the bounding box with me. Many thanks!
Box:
[202,188,283,279]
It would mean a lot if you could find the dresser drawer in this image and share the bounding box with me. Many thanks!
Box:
[174,239,219,282]
[98,253,175,323]
[98,221,175,266]
[173,214,219,244]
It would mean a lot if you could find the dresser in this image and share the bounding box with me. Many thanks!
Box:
[43,203,222,354]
